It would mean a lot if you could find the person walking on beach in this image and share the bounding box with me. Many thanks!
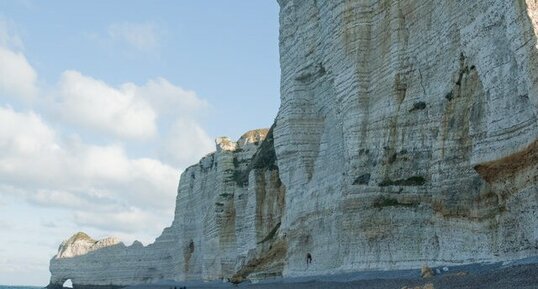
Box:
[306,252,312,267]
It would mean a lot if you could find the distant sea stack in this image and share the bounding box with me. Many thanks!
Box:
[48,1,538,288]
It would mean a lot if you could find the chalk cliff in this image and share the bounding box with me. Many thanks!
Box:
[275,0,537,276]
[48,128,286,288]
[49,0,538,288]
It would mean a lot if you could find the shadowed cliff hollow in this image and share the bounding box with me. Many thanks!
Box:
[49,1,537,288]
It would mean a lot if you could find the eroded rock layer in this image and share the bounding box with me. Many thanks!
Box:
[48,129,287,288]
[49,0,537,287]
[275,0,537,277]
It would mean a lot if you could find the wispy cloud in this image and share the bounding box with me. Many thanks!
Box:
[160,118,214,168]
[0,17,24,50]
[107,22,160,52]
[74,208,163,234]
[0,220,11,230]
[0,18,37,102]
[128,77,208,117]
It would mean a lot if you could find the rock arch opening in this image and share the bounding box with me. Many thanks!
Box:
[62,279,73,288]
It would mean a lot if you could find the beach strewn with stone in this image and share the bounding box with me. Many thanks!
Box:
[124,260,538,289]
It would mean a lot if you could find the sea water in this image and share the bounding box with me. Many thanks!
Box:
[0,285,44,289]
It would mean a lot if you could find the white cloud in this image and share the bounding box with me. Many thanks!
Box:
[0,220,11,230]
[54,70,215,161]
[0,106,178,237]
[0,107,56,155]
[161,118,214,168]
[108,22,160,52]
[56,70,158,140]
[0,107,62,186]
[74,208,162,234]
[0,18,37,102]
[126,77,208,116]
[30,189,98,210]
[125,77,215,167]
[0,47,38,102]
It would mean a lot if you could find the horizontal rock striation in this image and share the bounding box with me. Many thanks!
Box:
[49,0,537,287]
[48,129,287,288]
[276,0,537,277]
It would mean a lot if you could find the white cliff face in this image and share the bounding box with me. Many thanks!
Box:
[49,1,538,287]
[275,0,537,277]
[49,129,286,288]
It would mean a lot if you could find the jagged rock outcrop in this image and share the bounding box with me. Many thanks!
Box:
[55,232,120,259]
[49,0,537,287]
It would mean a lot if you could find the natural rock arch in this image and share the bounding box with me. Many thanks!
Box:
[62,279,73,288]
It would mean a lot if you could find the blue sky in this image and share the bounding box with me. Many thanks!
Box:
[0,1,280,286]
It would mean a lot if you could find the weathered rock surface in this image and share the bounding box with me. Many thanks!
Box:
[55,232,120,259]
[275,0,537,277]
[48,129,286,288]
[49,0,537,288]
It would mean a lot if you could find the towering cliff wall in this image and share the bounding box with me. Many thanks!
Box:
[275,0,537,276]
[49,0,537,287]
